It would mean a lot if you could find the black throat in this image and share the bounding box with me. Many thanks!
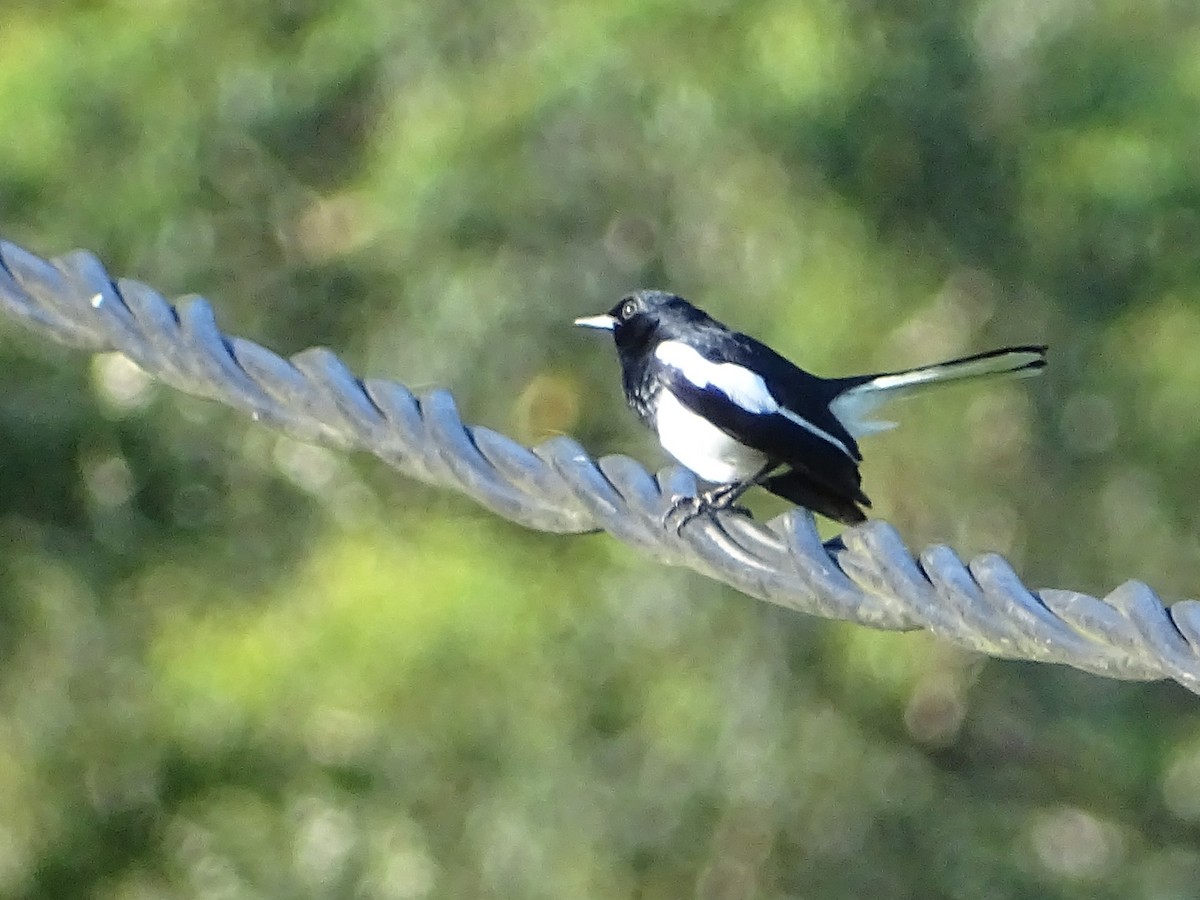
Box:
[613,321,662,427]
[618,346,660,427]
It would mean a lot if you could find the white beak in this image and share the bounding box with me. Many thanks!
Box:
[573,314,616,331]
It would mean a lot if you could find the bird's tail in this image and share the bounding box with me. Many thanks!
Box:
[828,345,1047,439]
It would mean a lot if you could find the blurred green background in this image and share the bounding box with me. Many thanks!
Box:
[2,0,1199,897]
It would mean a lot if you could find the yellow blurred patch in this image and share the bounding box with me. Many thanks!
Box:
[513,371,582,444]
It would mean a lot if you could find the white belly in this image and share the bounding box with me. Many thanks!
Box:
[654,391,767,483]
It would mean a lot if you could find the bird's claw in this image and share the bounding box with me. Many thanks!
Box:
[662,494,705,533]
[661,490,752,535]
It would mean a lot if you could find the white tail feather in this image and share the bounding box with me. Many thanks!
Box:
[830,347,1046,439]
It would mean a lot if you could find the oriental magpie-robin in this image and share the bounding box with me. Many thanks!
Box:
[576,290,1046,528]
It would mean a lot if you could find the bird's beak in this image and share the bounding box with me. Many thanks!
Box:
[574,314,616,331]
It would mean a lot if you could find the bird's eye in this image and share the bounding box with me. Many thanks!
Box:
[620,299,637,320]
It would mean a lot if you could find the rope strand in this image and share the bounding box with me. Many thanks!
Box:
[2,239,1196,694]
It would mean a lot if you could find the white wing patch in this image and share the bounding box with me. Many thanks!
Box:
[776,409,854,457]
[654,340,854,459]
[654,341,777,413]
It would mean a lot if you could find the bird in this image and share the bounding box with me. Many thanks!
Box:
[575,290,1046,529]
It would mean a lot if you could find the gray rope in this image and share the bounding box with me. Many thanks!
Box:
[2,238,1197,695]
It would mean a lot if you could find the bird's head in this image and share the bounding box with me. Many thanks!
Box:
[574,290,705,352]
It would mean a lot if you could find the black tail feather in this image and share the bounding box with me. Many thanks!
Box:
[762,470,869,525]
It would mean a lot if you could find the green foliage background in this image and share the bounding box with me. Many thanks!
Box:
[2,0,1200,897]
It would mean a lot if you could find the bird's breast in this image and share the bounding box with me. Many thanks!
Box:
[653,390,767,484]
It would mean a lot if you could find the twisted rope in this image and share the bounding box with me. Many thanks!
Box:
[1,239,1197,694]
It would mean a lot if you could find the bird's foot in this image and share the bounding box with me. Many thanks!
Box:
[662,487,752,534]
[662,495,707,533]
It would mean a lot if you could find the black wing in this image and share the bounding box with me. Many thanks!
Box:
[722,331,864,459]
[655,363,868,511]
